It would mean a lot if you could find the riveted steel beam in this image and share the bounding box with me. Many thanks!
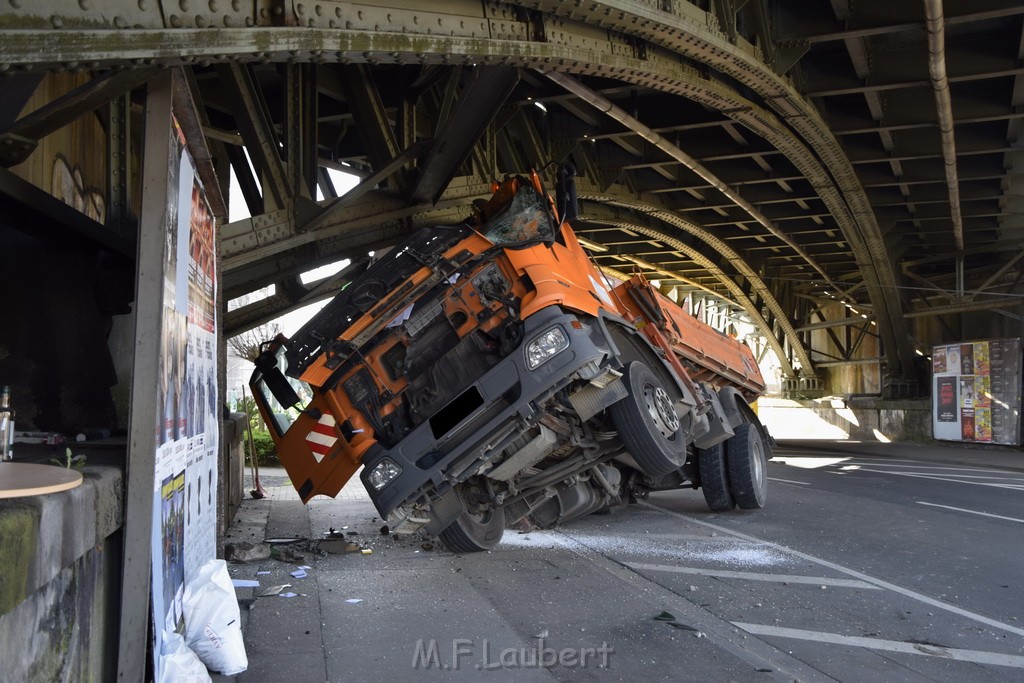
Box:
[0,67,156,167]
[410,66,519,204]
[339,64,402,180]
[577,194,815,379]
[215,62,291,211]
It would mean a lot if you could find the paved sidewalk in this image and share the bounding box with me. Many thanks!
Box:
[776,438,1024,473]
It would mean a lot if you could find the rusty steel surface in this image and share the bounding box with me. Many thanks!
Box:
[1,0,1022,395]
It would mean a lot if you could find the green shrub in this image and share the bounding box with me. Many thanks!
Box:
[243,429,280,467]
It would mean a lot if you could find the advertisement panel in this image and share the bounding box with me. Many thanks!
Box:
[149,111,219,673]
[932,338,1021,445]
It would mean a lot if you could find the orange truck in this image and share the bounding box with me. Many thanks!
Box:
[250,169,772,551]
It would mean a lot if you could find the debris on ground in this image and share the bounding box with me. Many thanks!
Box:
[271,546,306,563]
[319,539,364,554]
[653,610,705,636]
[224,542,271,563]
[258,584,291,597]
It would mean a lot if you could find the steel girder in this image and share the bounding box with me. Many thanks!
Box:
[0,0,949,384]
[576,195,814,379]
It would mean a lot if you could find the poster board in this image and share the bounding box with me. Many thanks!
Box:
[932,338,1022,445]
[118,69,221,681]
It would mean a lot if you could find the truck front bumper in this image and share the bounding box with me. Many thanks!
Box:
[359,306,614,520]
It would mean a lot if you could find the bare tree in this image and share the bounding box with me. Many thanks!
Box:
[227,322,282,362]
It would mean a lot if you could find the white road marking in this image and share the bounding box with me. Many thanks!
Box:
[641,501,1024,638]
[605,532,744,541]
[733,623,1024,669]
[773,453,920,465]
[626,562,879,589]
[917,501,1024,524]
[554,533,836,683]
[855,468,1024,491]
[843,462,1019,475]
[768,477,810,485]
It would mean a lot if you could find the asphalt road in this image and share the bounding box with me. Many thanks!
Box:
[231,445,1024,682]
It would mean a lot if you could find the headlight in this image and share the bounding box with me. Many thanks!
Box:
[526,326,569,369]
[367,458,402,490]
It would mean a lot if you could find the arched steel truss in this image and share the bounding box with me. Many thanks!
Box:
[4,1,1021,395]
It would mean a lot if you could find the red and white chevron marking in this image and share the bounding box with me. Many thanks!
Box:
[305,414,338,463]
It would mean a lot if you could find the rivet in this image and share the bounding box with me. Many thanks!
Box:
[208,0,217,11]
[138,0,148,10]
[169,14,182,27]
[51,15,62,28]
[296,3,304,15]
[232,0,241,10]
[196,15,207,27]
[179,0,189,11]
[113,15,126,28]
[79,0,91,10]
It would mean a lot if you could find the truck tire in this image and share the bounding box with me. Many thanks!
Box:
[725,422,767,510]
[609,361,687,477]
[698,443,735,512]
[438,507,505,552]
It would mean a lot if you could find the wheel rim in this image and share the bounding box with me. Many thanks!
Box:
[643,383,680,438]
[751,436,764,488]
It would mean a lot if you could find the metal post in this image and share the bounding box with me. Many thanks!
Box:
[117,69,174,681]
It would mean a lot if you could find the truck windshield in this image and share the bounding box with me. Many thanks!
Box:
[252,345,312,437]
[481,185,556,247]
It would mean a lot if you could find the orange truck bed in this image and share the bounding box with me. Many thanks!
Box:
[611,276,766,400]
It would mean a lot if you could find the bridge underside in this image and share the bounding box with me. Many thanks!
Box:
[1,0,1022,398]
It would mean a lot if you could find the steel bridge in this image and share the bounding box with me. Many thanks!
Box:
[1,0,1022,397]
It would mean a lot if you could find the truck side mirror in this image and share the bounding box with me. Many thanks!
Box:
[556,163,579,222]
[254,349,303,409]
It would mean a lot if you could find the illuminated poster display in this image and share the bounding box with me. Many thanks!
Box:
[932,338,1021,445]
[150,113,219,673]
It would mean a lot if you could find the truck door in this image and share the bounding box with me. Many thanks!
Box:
[250,344,361,502]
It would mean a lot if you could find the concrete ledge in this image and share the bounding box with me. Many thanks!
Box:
[759,397,933,443]
[0,464,123,616]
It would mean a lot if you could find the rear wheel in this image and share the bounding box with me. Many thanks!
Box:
[608,361,687,477]
[725,422,767,510]
[697,443,735,512]
[437,480,505,552]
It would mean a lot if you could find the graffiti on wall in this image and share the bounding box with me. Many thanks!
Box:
[51,155,106,224]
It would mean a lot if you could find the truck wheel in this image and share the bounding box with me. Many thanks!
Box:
[609,361,687,477]
[725,422,767,510]
[698,443,735,512]
[437,478,505,552]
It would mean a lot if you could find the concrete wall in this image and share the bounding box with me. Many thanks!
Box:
[222,412,247,533]
[759,397,933,443]
[0,465,123,682]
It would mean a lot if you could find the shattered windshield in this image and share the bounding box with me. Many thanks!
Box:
[481,185,556,247]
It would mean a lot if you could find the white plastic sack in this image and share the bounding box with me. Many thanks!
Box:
[182,559,249,675]
[159,631,211,683]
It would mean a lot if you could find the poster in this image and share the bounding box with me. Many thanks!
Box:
[936,377,957,422]
[960,344,974,376]
[959,377,974,409]
[149,113,219,677]
[932,338,1021,445]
